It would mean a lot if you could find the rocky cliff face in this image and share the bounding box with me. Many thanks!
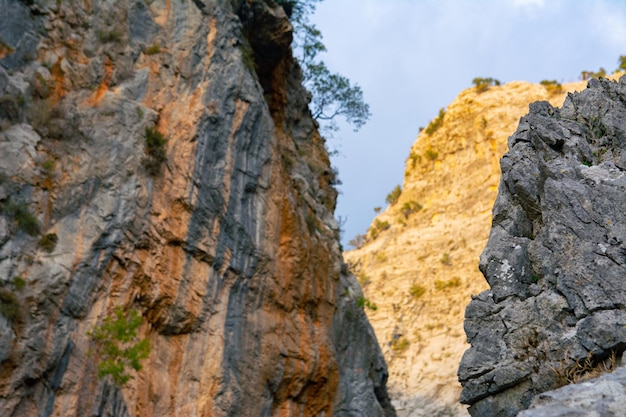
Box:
[0,1,394,416]
[344,79,587,416]
[458,75,626,416]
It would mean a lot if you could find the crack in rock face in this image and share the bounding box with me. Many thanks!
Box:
[459,76,626,417]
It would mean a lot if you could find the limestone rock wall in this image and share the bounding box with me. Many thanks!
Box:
[0,0,394,416]
[458,76,626,416]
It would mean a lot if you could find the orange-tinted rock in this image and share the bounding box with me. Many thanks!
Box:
[0,1,394,416]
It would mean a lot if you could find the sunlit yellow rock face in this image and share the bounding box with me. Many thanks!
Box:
[345,77,595,416]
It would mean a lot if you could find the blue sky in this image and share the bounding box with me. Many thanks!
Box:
[308,0,626,246]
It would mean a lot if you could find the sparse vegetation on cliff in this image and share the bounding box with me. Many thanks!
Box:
[580,68,607,80]
[390,336,409,352]
[144,43,161,55]
[143,127,168,176]
[286,0,371,132]
[551,350,619,388]
[434,277,461,290]
[39,233,58,253]
[89,307,150,386]
[540,79,563,95]
[369,219,390,239]
[424,108,446,135]
[0,288,20,322]
[1,199,41,236]
[424,147,439,161]
[472,77,501,92]
[349,233,366,249]
[400,200,422,219]
[409,283,426,300]
[356,296,378,311]
[385,185,402,206]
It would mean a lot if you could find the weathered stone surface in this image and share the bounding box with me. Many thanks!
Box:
[517,366,626,417]
[459,76,626,416]
[0,0,394,416]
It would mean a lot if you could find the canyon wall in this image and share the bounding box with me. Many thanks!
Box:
[0,0,394,416]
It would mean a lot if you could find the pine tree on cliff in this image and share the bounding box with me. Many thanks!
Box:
[278,0,371,132]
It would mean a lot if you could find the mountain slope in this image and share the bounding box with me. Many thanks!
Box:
[344,77,599,416]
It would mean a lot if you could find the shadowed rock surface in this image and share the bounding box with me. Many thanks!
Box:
[458,76,626,416]
[0,0,395,416]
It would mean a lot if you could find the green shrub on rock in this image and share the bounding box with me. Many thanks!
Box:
[89,307,150,386]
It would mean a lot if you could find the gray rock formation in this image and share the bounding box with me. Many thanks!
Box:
[517,366,626,417]
[458,76,626,416]
[0,0,395,416]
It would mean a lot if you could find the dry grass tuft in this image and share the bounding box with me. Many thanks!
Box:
[551,350,619,388]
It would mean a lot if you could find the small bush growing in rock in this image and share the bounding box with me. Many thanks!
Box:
[0,94,25,122]
[407,151,421,167]
[0,288,20,322]
[540,79,563,95]
[142,127,168,176]
[391,336,409,352]
[144,43,161,55]
[618,55,626,72]
[410,283,426,300]
[551,350,618,388]
[369,219,390,239]
[89,307,150,386]
[27,98,53,135]
[349,233,366,249]
[472,77,500,93]
[39,233,58,253]
[424,148,438,161]
[424,108,446,135]
[356,296,378,311]
[386,185,402,206]
[12,276,26,291]
[434,277,461,290]
[356,271,371,287]
[96,30,123,44]
[1,199,40,236]
[440,253,452,266]
[580,68,607,81]
[400,200,422,219]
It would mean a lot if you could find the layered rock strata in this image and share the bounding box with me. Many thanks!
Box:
[0,0,394,416]
[458,76,626,416]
